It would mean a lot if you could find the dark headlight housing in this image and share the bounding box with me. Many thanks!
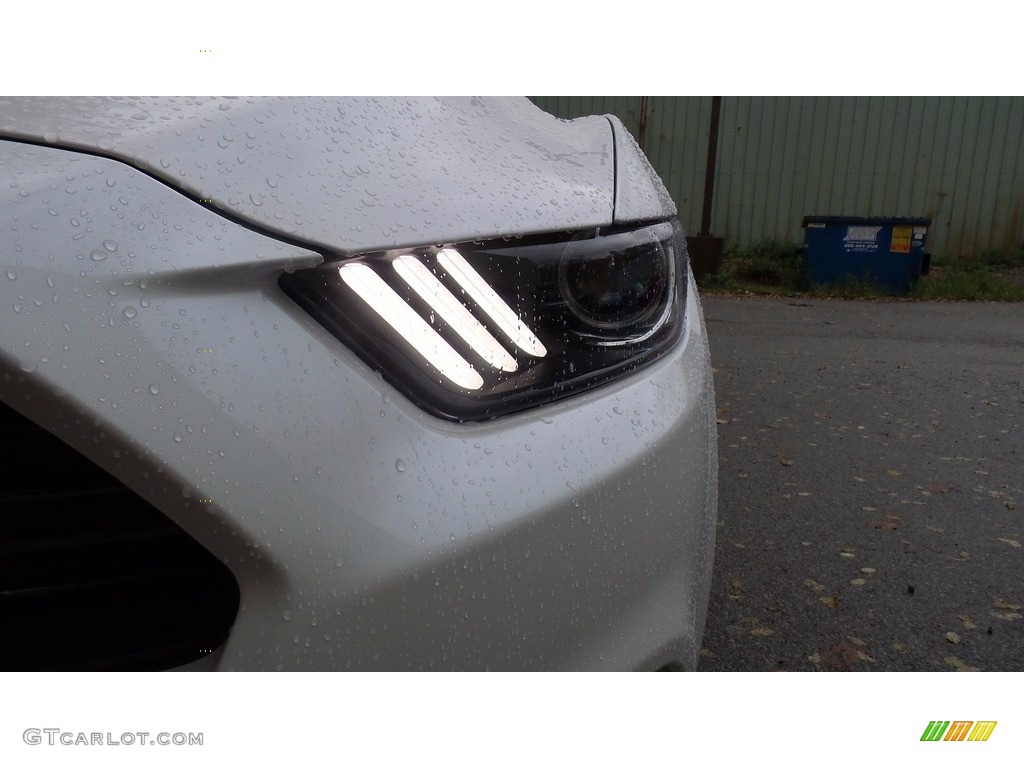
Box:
[280,219,687,421]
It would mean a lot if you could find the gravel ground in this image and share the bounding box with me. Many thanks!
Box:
[699,294,1023,671]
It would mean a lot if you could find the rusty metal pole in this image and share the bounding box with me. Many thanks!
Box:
[699,96,722,237]
[687,96,725,280]
[637,96,650,150]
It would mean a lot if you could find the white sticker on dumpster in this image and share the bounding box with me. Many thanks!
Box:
[914,227,927,236]
[844,226,882,242]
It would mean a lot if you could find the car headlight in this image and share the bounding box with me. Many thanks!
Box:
[279,219,687,421]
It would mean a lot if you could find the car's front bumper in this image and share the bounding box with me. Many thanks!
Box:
[217,270,717,671]
[1,139,716,671]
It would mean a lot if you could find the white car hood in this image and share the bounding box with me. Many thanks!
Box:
[0,96,634,254]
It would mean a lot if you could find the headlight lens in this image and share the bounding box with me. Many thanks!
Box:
[559,227,670,335]
[280,219,687,421]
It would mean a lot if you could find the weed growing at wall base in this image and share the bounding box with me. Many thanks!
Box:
[698,241,1024,301]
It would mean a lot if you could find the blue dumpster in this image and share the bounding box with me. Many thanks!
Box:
[802,216,931,294]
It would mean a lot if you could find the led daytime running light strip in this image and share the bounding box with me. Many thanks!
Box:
[438,248,547,358]
[393,255,518,373]
[339,262,484,390]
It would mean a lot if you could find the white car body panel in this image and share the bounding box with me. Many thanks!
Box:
[0,98,716,670]
[606,115,678,223]
[0,97,626,253]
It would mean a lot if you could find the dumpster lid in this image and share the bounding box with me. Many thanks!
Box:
[803,215,931,227]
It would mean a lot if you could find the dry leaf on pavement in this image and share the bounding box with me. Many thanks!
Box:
[819,639,861,671]
[991,611,1022,621]
[944,655,980,672]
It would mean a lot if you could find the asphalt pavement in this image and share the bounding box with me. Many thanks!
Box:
[699,294,1023,671]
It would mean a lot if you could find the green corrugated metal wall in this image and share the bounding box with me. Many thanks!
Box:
[529,97,1024,258]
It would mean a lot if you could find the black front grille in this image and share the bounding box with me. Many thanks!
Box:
[0,399,240,670]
